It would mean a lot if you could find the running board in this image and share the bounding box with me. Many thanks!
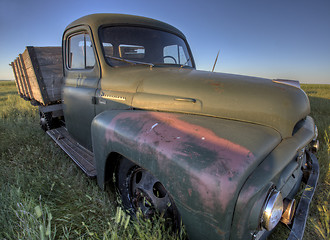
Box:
[47,127,97,177]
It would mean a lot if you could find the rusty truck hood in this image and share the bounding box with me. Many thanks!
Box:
[128,67,310,138]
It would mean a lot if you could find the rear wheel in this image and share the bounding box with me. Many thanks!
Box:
[116,157,180,226]
[39,111,60,131]
[39,111,52,131]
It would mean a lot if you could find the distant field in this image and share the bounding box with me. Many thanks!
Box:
[0,81,329,239]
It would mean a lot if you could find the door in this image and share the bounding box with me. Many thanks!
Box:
[62,28,100,151]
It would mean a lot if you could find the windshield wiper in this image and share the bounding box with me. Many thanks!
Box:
[106,56,154,67]
[180,58,191,68]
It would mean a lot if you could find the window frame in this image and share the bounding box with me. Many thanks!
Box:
[66,32,96,70]
[98,24,196,69]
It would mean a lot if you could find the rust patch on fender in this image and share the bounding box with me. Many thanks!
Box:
[204,79,225,93]
[105,111,255,213]
[210,82,224,93]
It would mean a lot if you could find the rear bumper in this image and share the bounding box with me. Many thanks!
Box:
[287,150,319,240]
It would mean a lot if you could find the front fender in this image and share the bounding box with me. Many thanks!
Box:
[91,110,281,240]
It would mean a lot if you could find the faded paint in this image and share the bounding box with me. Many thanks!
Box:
[131,66,310,138]
[105,111,256,212]
[92,109,283,239]
[209,82,225,93]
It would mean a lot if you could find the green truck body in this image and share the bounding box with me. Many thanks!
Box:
[11,13,319,240]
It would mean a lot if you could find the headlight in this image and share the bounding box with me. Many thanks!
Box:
[262,189,283,231]
[310,125,319,152]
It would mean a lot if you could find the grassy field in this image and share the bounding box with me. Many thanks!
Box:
[0,81,329,239]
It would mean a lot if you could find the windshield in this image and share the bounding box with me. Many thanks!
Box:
[100,26,193,68]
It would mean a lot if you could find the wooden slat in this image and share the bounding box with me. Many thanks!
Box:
[33,47,62,66]
[33,47,63,103]
[13,60,23,96]
[12,60,20,95]
[17,56,32,99]
[19,54,34,100]
[14,58,28,98]
[26,46,50,104]
[15,58,25,97]
[10,62,23,95]
[22,48,44,104]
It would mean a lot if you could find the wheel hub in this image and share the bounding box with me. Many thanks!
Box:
[130,168,171,217]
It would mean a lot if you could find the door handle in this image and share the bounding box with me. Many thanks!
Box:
[91,96,106,104]
[174,97,197,103]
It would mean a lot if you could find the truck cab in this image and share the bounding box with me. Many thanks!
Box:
[62,14,195,150]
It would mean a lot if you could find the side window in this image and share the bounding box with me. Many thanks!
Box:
[178,46,189,65]
[103,43,114,57]
[163,45,189,65]
[68,33,95,69]
[163,45,178,64]
[69,34,84,69]
[119,44,145,59]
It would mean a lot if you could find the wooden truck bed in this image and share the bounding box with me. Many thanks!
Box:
[10,46,63,106]
[10,47,94,176]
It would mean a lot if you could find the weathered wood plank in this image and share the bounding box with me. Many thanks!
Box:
[11,46,63,105]
[31,46,63,103]
[26,46,50,104]
[16,56,31,99]
[41,71,63,102]
[22,48,44,104]
[10,61,23,95]
[13,60,23,96]
[33,47,62,66]
[19,54,34,100]
[12,60,20,95]
[14,58,28,98]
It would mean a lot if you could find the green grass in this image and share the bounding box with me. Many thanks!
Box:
[0,81,329,239]
[0,81,183,240]
[301,84,330,240]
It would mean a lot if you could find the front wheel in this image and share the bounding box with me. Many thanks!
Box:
[116,157,180,226]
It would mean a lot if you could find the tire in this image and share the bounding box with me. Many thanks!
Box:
[39,111,60,131]
[39,111,52,131]
[116,157,180,227]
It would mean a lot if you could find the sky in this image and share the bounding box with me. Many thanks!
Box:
[0,0,329,84]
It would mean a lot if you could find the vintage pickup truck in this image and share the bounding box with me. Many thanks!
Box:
[11,13,319,240]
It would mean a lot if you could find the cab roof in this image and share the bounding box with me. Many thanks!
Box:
[65,13,187,40]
